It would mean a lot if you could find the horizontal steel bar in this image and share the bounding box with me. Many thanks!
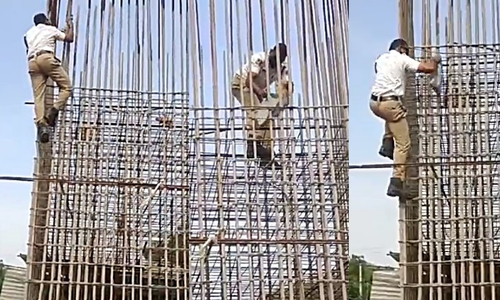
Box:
[350,159,500,170]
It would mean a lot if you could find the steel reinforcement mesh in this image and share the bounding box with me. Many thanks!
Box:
[187,0,348,298]
[25,0,348,300]
[400,45,500,299]
[189,105,348,299]
[28,89,190,299]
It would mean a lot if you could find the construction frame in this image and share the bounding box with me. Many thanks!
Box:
[398,0,500,299]
[24,0,349,299]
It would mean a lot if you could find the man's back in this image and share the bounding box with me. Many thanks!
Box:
[371,50,420,97]
[25,24,65,57]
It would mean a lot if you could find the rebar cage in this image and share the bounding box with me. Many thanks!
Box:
[396,0,500,299]
[189,104,349,299]
[187,0,348,298]
[400,45,500,300]
[28,89,190,299]
[25,0,348,299]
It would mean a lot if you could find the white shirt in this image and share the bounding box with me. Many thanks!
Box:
[24,24,66,57]
[235,51,289,89]
[371,50,421,97]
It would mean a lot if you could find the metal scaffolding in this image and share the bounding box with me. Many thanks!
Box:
[396,0,500,299]
[24,0,348,299]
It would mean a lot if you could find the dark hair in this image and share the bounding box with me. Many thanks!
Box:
[33,13,48,25]
[274,43,288,58]
[389,38,409,51]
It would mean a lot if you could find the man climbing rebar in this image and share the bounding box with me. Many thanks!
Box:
[231,43,293,169]
[369,38,440,198]
[24,13,74,143]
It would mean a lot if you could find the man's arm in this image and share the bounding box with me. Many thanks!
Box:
[54,18,74,43]
[277,62,293,97]
[279,61,290,82]
[374,55,382,73]
[23,36,28,54]
[402,54,439,74]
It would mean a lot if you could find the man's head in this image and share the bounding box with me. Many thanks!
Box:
[34,13,50,26]
[389,38,409,55]
[269,43,288,68]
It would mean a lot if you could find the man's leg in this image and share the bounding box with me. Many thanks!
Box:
[231,84,278,168]
[378,122,395,160]
[375,100,409,197]
[28,59,50,143]
[37,54,73,127]
[369,100,394,159]
[231,87,266,154]
[386,117,410,196]
[255,119,281,169]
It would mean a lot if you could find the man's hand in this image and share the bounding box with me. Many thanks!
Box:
[254,87,267,101]
[432,53,442,64]
[61,16,75,43]
[63,16,73,32]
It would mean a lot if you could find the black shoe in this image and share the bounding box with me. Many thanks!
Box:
[247,141,282,169]
[256,143,273,161]
[247,141,273,160]
[259,159,282,170]
[378,138,394,160]
[257,145,283,170]
[38,126,50,143]
[46,107,60,127]
[386,177,404,197]
[247,142,256,159]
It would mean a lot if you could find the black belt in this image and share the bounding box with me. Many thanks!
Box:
[28,50,54,61]
[371,94,402,102]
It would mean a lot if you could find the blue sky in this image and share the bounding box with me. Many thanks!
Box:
[350,1,403,266]
[0,1,46,266]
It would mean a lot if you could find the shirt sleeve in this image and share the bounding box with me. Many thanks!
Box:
[374,55,382,73]
[401,54,421,72]
[248,53,263,74]
[51,27,67,41]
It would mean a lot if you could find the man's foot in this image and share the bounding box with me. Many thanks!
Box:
[246,141,273,159]
[255,143,273,161]
[247,142,256,159]
[260,160,282,170]
[378,138,394,160]
[46,107,60,127]
[246,141,282,169]
[38,126,50,143]
[256,144,283,170]
[386,177,404,197]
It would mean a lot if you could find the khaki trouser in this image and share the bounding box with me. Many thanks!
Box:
[28,53,72,126]
[231,75,273,149]
[369,99,410,179]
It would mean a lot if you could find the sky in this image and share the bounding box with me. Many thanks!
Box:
[349,1,402,266]
[0,0,403,269]
[0,1,47,266]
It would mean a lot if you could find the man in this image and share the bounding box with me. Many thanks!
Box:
[370,38,440,197]
[24,13,74,143]
[231,43,293,168]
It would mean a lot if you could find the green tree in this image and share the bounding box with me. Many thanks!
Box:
[349,255,374,300]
